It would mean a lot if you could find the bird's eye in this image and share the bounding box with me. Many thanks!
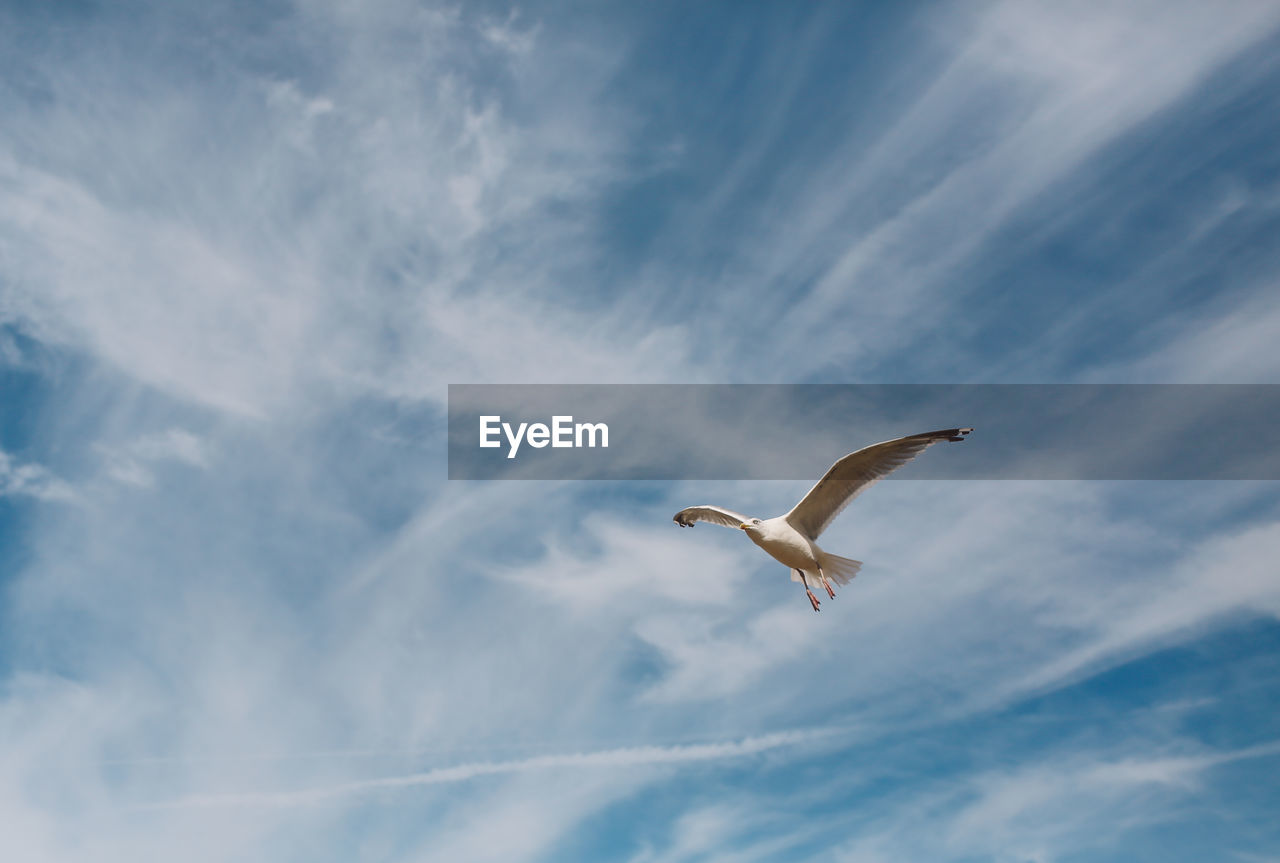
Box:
[753,519,761,524]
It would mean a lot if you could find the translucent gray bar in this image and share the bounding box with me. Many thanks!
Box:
[447,384,1280,480]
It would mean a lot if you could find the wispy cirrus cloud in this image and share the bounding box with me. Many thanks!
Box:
[0,2,687,419]
[831,738,1280,863]
[633,0,1280,383]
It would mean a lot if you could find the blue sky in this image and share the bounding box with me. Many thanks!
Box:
[2,1,1280,861]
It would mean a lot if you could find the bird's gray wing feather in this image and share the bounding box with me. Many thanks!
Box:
[784,428,972,539]
[672,505,753,529]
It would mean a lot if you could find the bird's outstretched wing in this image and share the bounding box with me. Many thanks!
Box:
[784,428,972,540]
[673,505,752,529]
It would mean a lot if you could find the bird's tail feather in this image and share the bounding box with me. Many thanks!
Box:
[817,551,862,585]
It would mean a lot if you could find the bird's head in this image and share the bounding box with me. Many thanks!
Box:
[739,518,763,532]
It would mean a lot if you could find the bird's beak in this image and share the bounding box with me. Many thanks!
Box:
[739,523,750,530]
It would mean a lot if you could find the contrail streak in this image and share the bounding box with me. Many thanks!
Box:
[147,728,839,809]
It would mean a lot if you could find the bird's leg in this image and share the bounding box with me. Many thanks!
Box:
[798,570,821,612]
[818,565,835,599]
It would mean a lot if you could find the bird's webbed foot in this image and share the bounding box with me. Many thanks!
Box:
[806,589,821,612]
[824,582,836,600]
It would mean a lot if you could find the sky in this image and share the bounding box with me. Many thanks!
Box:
[1,1,1279,861]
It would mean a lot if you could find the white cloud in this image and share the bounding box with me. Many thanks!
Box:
[1092,287,1280,383]
[96,428,210,488]
[832,739,1280,863]
[634,604,832,703]
[0,329,22,365]
[0,449,76,502]
[627,804,758,863]
[497,516,756,613]
[1007,519,1280,699]
[404,772,643,863]
[0,1,685,420]
[659,0,1280,381]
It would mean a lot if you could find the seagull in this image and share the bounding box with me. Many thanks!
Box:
[673,428,972,612]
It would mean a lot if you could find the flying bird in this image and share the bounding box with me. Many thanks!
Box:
[673,428,972,612]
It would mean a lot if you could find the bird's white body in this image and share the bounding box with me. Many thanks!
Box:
[742,517,821,572]
[673,427,973,611]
